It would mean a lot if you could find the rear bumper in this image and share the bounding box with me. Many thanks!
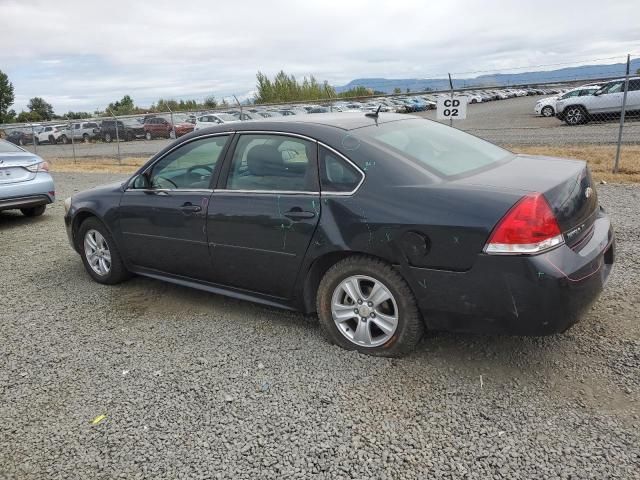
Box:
[405,212,615,335]
[0,173,55,211]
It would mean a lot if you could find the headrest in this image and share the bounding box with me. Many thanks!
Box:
[246,144,284,176]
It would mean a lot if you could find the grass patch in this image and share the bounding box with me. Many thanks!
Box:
[49,144,640,183]
[49,157,147,174]
[505,144,640,183]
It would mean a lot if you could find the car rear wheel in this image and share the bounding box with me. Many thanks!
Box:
[78,218,130,285]
[18,137,25,146]
[541,105,554,117]
[83,133,89,143]
[104,132,112,143]
[145,132,152,140]
[316,256,423,357]
[20,205,46,217]
[564,106,587,125]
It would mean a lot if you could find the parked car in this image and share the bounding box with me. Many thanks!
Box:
[100,119,145,142]
[61,121,100,143]
[194,113,239,131]
[535,85,600,117]
[64,113,614,357]
[0,139,55,217]
[35,124,67,145]
[143,115,194,139]
[6,128,37,146]
[556,77,640,125]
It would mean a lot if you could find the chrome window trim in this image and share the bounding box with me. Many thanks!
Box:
[213,189,319,195]
[317,142,366,197]
[213,131,366,197]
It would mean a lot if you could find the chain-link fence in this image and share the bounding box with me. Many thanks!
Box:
[1,56,638,175]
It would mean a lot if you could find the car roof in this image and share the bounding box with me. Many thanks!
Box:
[245,111,408,130]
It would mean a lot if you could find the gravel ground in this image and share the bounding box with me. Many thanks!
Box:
[1,173,639,479]
[17,96,640,163]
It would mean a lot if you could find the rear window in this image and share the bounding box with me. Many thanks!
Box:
[358,119,511,177]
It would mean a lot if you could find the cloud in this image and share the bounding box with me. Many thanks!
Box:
[0,0,638,112]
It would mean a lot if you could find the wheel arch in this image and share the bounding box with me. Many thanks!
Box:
[301,250,400,314]
[71,209,115,251]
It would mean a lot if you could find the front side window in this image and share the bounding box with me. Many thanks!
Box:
[359,118,512,178]
[145,135,229,190]
[225,134,316,192]
[319,146,363,193]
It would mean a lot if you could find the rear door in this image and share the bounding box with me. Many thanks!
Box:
[207,133,320,299]
[118,134,230,280]
[592,81,624,114]
[625,78,640,111]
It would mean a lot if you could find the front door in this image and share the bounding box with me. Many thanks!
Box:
[207,133,320,299]
[118,134,230,280]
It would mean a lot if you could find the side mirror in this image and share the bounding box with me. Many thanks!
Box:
[130,173,151,189]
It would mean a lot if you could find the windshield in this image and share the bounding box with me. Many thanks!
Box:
[0,140,25,153]
[358,118,512,177]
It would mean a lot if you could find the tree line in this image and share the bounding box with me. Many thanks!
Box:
[0,68,393,125]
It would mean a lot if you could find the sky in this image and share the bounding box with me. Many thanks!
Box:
[1,0,639,113]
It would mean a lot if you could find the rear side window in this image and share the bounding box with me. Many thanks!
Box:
[359,118,511,178]
[319,146,363,193]
[628,79,640,91]
[225,134,317,192]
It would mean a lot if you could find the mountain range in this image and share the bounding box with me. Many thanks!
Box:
[335,58,640,93]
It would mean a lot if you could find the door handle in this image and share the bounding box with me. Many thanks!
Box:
[180,203,202,213]
[284,209,315,220]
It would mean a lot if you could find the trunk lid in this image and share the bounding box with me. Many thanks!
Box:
[454,154,598,250]
[0,153,42,184]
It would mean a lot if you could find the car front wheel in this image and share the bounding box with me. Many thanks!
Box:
[78,218,130,285]
[317,256,424,357]
[541,105,554,117]
[145,132,152,140]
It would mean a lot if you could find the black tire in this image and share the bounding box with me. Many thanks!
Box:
[49,135,56,144]
[18,137,25,146]
[60,135,68,144]
[316,256,424,357]
[564,106,588,125]
[104,132,112,143]
[20,205,46,217]
[77,217,130,285]
[34,137,40,145]
[145,131,152,141]
[83,133,89,143]
[541,105,554,117]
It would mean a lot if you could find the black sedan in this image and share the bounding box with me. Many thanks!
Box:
[64,113,615,356]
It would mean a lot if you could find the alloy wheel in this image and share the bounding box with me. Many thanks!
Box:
[331,275,399,347]
[542,106,554,117]
[566,107,583,125]
[84,229,111,276]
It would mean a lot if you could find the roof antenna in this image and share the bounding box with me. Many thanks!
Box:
[365,105,382,119]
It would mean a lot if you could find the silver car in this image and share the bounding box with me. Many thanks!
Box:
[0,139,55,217]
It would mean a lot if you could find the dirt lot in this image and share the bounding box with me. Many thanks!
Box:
[1,173,639,479]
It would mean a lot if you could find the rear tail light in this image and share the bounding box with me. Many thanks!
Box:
[25,161,50,173]
[484,193,563,255]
